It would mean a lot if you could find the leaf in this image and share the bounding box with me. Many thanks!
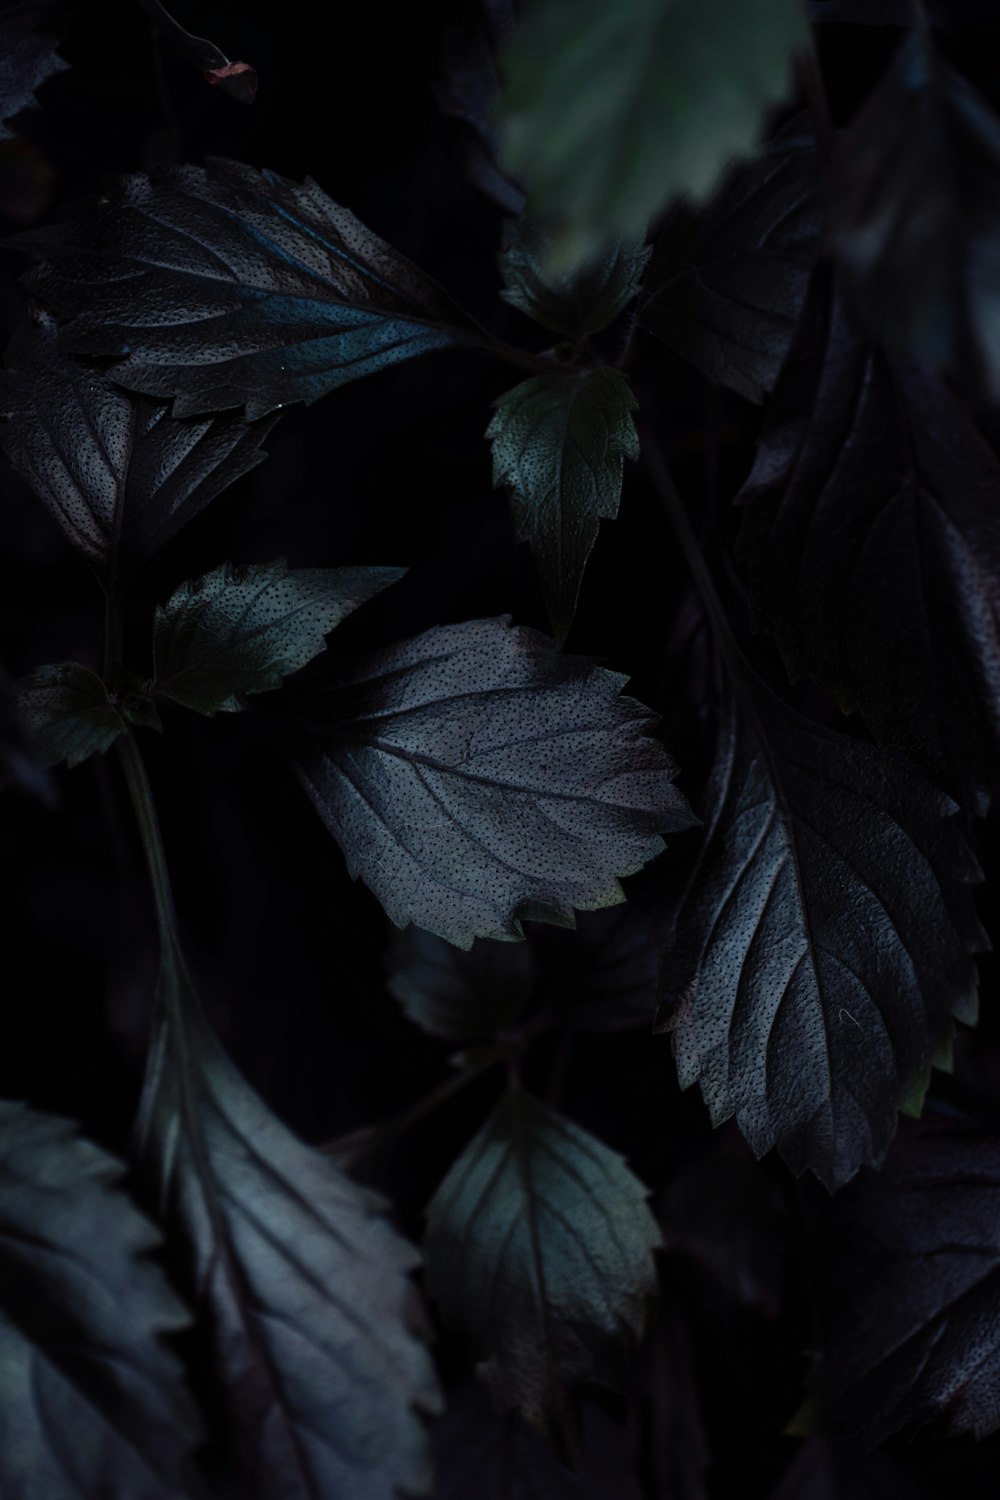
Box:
[15,661,125,767]
[827,25,1000,402]
[15,157,476,419]
[497,0,808,273]
[499,218,650,337]
[424,1088,661,1426]
[534,891,661,1032]
[387,925,536,1041]
[0,1,67,139]
[435,4,526,214]
[287,617,697,948]
[660,648,983,1190]
[639,119,820,403]
[136,938,440,1499]
[794,1129,1000,1442]
[487,369,639,642]
[0,312,274,588]
[769,1437,935,1500]
[737,270,1000,814]
[0,1099,201,1499]
[152,559,403,716]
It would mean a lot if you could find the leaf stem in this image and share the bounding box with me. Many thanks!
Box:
[474,333,561,378]
[325,1051,500,1168]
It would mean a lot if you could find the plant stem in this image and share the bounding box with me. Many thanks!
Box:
[473,332,561,378]
[102,587,124,688]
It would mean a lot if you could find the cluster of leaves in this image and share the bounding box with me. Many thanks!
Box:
[4,0,1000,1496]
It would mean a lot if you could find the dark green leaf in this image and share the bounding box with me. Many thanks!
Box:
[16,158,476,419]
[498,0,808,273]
[737,271,1000,814]
[499,218,650,337]
[487,369,639,642]
[0,1099,201,1499]
[15,661,124,767]
[153,559,403,716]
[0,1,67,139]
[287,617,696,948]
[387,925,535,1041]
[639,119,820,403]
[136,941,439,1499]
[0,313,274,586]
[424,1088,661,1426]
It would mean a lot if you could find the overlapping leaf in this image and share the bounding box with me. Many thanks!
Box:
[0,1,67,139]
[15,661,124,767]
[424,1088,661,1426]
[16,158,476,418]
[498,0,807,272]
[738,273,1000,813]
[387,924,535,1040]
[0,1100,201,1499]
[534,891,662,1032]
[640,120,820,402]
[153,559,402,715]
[487,370,639,642]
[287,617,696,947]
[499,219,650,337]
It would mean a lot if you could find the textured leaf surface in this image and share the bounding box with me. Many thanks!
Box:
[499,219,650,336]
[661,662,982,1190]
[0,1100,200,1499]
[0,1,66,138]
[424,1089,661,1425]
[487,369,639,642]
[15,661,124,767]
[289,617,696,947]
[136,942,439,1499]
[640,120,819,402]
[738,273,1000,814]
[0,314,273,586]
[17,157,474,418]
[498,0,807,272]
[796,1130,1000,1442]
[153,559,403,715]
[387,925,535,1041]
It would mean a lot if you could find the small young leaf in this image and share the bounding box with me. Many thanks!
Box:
[487,369,639,642]
[153,559,403,715]
[387,924,535,1041]
[16,158,476,419]
[497,0,808,273]
[499,218,650,337]
[15,661,125,767]
[424,1088,661,1427]
[0,1100,201,1499]
[0,313,274,587]
[287,617,696,948]
[0,1,67,139]
[639,119,820,403]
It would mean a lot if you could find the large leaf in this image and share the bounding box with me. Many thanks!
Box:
[0,1,67,139]
[639,120,820,403]
[0,1100,201,1499]
[0,313,274,588]
[499,218,650,337]
[136,937,439,1499]
[287,617,696,948]
[795,1129,1000,1442]
[15,661,125,767]
[387,925,535,1041]
[487,369,639,642]
[737,272,1000,814]
[661,651,982,1190]
[497,0,808,273]
[424,1088,661,1426]
[153,559,403,715]
[16,157,476,419]
[827,25,1000,402]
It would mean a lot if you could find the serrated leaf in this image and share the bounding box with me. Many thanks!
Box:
[0,313,274,587]
[136,938,439,1499]
[15,661,125,767]
[828,26,1000,401]
[387,924,535,1040]
[661,648,983,1190]
[152,559,403,716]
[487,370,639,642]
[287,617,696,948]
[0,1100,201,1499]
[499,219,650,337]
[794,1130,1000,1442]
[497,0,808,274]
[424,1088,661,1427]
[737,272,1000,815]
[0,1,67,139]
[639,119,820,403]
[15,157,475,419]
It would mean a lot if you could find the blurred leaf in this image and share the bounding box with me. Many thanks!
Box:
[499,219,650,337]
[424,1088,661,1427]
[15,661,124,767]
[487,369,639,642]
[0,1,67,139]
[533,892,661,1032]
[435,2,526,213]
[387,925,535,1040]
